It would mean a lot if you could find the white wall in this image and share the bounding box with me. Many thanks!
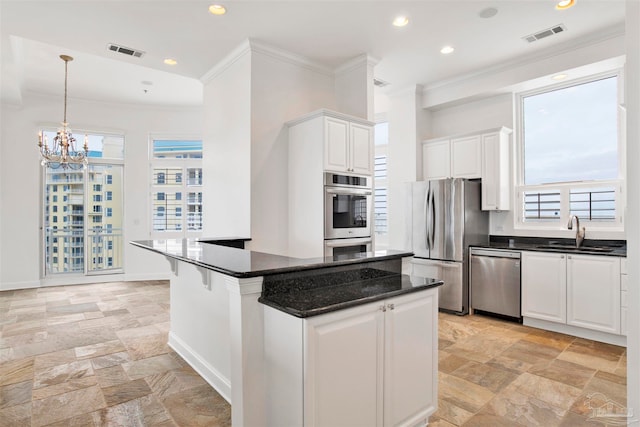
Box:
[429,94,513,138]
[250,50,335,255]
[202,51,252,240]
[0,92,203,290]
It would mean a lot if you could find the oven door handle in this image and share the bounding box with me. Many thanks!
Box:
[325,187,372,196]
[325,238,372,247]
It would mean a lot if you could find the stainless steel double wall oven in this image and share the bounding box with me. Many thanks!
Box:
[323,172,372,257]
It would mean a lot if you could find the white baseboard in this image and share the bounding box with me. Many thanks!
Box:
[124,272,171,282]
[168,331,232,403]
[0,280,41,291]
[524,317,627,347]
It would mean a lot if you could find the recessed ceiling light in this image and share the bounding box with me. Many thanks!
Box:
[478,7,498,18]
[555,0,575,10]
[393,16,409,27]
[552,73,568,80]
[209,4,226,15]
[164,58,177,66]
[440,46,455,55]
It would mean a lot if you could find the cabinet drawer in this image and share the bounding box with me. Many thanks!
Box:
[621,273,628,291]
[621,258,627,275]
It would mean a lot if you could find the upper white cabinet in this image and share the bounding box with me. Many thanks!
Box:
[422,127,512,211]
[263,288,439,427]
[522,251,621,335]
[451,135,482,178]
[323,116,374,175]
[481,128,512,211]
[422,139,451,180]
[422,136,481,180]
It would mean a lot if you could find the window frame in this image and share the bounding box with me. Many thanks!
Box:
[514,70,625,232]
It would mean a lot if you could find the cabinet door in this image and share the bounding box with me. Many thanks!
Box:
[451,135,482,178]
[567,255,620,334]
[481,131,510,211]
[324,117,349,173]
[521,251,567,323]
[304,302,384,427]
[422,139,451,180]
[350,122,373,175]
[384,290,438,427]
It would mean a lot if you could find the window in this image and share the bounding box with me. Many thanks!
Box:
[106,208,113,217]
[42,136,124,277]
[516,73,623,228]
[150,139,203,236]
[374,121,389,248]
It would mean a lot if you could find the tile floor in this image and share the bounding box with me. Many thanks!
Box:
[0,280,627,426]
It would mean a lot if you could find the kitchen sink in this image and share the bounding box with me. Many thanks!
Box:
[535,244,614,253]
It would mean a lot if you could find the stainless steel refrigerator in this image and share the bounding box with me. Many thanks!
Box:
[409,178,489,314]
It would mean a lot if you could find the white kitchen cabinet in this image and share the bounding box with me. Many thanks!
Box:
[522,251,567,323]
[481,128,512,211]
[451,135,482,178]
[567,254,620,334]
[422,139,451,180]
[421,128,511,211]
[264,288,439,427]
[522,251,621,335]
[324,116,373,175]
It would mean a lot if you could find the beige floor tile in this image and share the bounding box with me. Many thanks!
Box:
[529,359,597,389]
[31,384,106,427]
[450,360,519,393]
[0,380,32,409]
[439,372,495,413]
[161,384,231,427]
[101,377,153,406]
[506,372,582,411]
[0,401,31,427]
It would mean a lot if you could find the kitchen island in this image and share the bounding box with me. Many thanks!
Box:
[130,239,442,426]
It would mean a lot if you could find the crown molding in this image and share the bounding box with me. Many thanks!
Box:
[200,39,252,84]
[200,38,334,84]
[422,24,625,94]
[335,54,380,75]
[249,39,333,76]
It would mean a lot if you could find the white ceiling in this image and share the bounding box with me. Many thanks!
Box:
[0,0,626,107]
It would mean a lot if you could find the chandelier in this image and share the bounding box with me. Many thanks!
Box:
[38,55,88,169]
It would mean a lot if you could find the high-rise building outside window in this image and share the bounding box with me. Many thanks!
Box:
[150,139,203,236]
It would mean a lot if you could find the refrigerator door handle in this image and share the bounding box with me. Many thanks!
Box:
[424,187,431,251]
[430,189,436,250]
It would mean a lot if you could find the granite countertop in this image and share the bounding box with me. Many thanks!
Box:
[130,239,414,278]
[259,267,443,318]
[476,236,627,257]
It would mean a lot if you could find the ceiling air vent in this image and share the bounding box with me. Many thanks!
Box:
[523,24,566,43]
[373,78,390,88]
[107,43,145,58]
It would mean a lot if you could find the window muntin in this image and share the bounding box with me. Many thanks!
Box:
[517,73,623,228]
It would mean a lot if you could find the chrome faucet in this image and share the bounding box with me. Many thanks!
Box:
[567,215,586,248]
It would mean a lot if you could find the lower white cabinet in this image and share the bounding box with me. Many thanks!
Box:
[621,257,628,335]
[522,251,621,335]
[522,251,567,323]
[264,289,439,427]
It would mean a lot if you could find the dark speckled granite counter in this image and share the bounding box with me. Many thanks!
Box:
[259,264,443,318]
[130,239,414,278]
[475,236,627,257]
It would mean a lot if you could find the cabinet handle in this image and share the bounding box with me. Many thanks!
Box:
[380,305,386,312]
[561,255,565,259]
[387,303,395,310]
[568,255,572,260]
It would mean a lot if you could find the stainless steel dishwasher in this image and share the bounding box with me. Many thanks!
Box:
[469,248,521,321]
